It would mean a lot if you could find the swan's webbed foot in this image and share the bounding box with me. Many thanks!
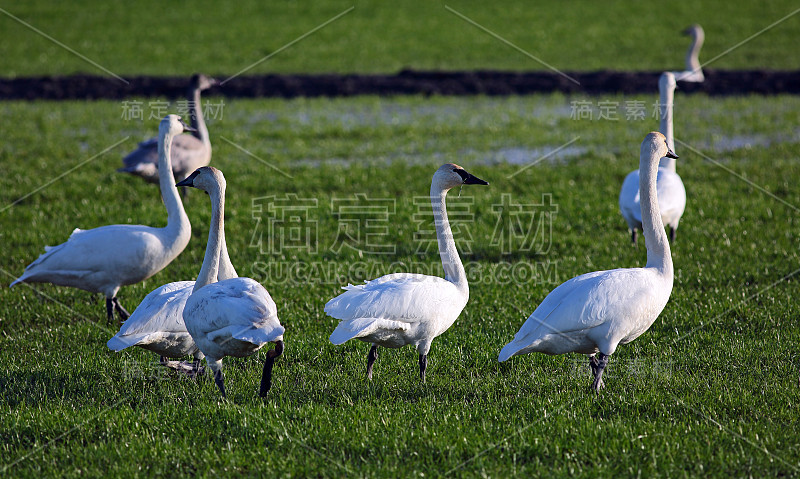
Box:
[259,340,284,397]
[419,354,427,383]
[159,356,204,378]
[591,353,609,392]
[366,344,378,380]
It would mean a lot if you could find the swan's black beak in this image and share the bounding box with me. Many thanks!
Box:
[176,169,201,187]
[456,169,489,186]
[682,26,692,35]
[180,119,197,133]
[666,148,679,159]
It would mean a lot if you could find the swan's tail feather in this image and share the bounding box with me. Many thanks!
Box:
[498,341,524,362]
[107,335,136,352]
[329,318,409,345]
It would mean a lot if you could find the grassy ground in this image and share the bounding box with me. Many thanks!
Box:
[1,93,799,477]
[1,0,800,77]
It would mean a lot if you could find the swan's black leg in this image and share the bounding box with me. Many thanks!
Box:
[105,298,114,321]
[419,354,428,383]
[112,297,130,321]
[631,229,638,245]
[366,345,379,380]
[589,355,599,377]
[260,340,284,397]
[591,353,609,392]
[669,226,677,242]
[213,369,227,398]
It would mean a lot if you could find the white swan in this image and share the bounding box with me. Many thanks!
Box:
[179,166,285,398]
[106,224,238,376]
[499,132,677,391]
[326,163,488,382]
[670,24,705,82]
[11,115,193,321]
[619,72,686,244]
[119,74,216,185]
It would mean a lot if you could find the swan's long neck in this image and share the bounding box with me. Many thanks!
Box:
[159,130,190,242]
[685,31,704,73]
[658,81,676,171]
[640,148,673,275]
[431,184,468,297]
[193,184,225,292]
[190,87,211,151]
[216,228,238,281]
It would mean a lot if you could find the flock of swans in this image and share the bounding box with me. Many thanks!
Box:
[10,28,703,397]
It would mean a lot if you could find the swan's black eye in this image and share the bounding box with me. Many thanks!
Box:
[452,168,458,172]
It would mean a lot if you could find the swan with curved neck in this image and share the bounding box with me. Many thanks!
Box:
[500,132,677,391]
[12,115,193,321]
[118,74,217,185]
[619,72,686,243]
[671,24,705,82]
[178,167,284,398]
[107,212,238,375]
[326,163,488,382]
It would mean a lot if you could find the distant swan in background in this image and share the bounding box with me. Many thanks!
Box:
[107,221,238,375]
[500,132,678,391]
[11,115,193,322]
[670,24,704,82]
[179,167,285,398]
[119,74,217,185]
[326,163,488,382]
[619,72,686,244]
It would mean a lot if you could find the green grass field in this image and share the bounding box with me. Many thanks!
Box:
[1,93,800,477]
[1,0,800,77]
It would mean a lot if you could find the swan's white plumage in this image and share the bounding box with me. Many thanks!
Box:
[498,267,671,360]
[619,72,686,239]
[11,116,191,317]
[184,277,284,359]
[12,224,183,297]
[619,167,686,233]
[500,132,676,388]
[326,163,488,370]
[326,273,467,347]
[107,281,198,357]
[178,166,284,396]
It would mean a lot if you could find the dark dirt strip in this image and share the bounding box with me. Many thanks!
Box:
[1,69,799,100]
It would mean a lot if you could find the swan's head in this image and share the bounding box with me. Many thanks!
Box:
[190,73,218,91]
[642,132,678,161]
[433,163,489,190]
[659,71,677,91]
[683,24,704,41]
[159,114,197,137]
[176,166,226,193]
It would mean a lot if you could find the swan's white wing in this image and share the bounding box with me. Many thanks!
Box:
[184,278,284,347]
[655,169,686,226]
[325,273,465,345]
[325,273,464,323]
[11,224,168,293]
[107,281,194,351]
[500,268,665,359]
[619,167,686,229]
[619,170,642,229]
